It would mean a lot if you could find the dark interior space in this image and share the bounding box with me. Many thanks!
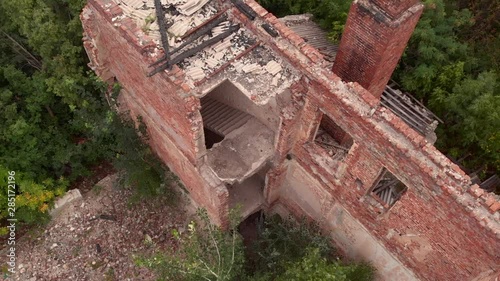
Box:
[238,210,265,271]
[314,114,353,159]
[315,113,353,147]
[204,127,224,149]
[371,169,408,208]
[228,163,269,218]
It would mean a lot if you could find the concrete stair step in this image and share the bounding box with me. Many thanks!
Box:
[220,114,252,135]
[201,97,252,137]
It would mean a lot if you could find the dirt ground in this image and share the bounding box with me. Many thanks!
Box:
[2,174,194,281]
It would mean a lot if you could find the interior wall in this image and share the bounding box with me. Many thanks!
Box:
[204,80,280,131]
[278,161,418,281]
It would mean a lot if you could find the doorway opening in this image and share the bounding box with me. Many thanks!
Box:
[228,163,269,219]
[238,210,265,270]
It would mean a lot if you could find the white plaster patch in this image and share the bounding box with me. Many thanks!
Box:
[242,63,261,73]
[185,66,205,80]
[265,60,282,75]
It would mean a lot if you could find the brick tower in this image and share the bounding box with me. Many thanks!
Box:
[332,0,424,99]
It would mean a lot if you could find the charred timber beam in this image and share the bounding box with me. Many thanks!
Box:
[171,15,228,55]
[169,24,240,67]
[316,140,349,152]
[148,24,240,77]
[150,14,229,68]
[154,0,170,63]
[262,23,279,37]
[181,7,230,40]
[230,0,257,20]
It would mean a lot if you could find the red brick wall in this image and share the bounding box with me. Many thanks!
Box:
[80,0,229,225]
[241,3,499,277]
[241,1,500,278]
[332,0,423,99]
[371,0,420,19]
[280,77,500,280]
[82,0,500,279]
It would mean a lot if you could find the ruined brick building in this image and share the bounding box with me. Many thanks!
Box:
[80,0,500,279]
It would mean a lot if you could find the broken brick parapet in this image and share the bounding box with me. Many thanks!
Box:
[244,0,268,17]
[82,2,199,164]
[87,0,144,54]
[320,76,500,227]
[85,0,191,90]
[387,111,500,215]
[297,60,500,224]
[240,0,328,68]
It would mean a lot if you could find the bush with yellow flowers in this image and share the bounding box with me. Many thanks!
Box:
[0,165,67,235]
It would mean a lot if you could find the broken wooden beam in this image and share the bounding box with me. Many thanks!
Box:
[150,14,229,69]
[316,140,349,152]
[181,7,230,40]
[148,24,240,77]
[153,0,170,63]
[230,0,257,20]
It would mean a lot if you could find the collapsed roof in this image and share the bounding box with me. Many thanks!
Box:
[111,0,299,103]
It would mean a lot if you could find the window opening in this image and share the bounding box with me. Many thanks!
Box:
[371,169,408,208]
[314,113,353,159]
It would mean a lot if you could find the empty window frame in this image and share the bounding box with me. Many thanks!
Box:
[370,169,408,208]
[314,113,353,159]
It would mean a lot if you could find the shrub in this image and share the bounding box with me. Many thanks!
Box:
[248,215,375,281]
[249,215,333,277]
[136,208,246,281]
[103,87,177,204]
[111,115,174,203]
[0,166,67,233]
[276,248,374,281]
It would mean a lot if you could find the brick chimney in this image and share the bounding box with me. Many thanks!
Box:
[332,0,424,99]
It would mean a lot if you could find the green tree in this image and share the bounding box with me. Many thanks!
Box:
[0,0,109,181]
[396,0,473,100]
[258,0,350,42]
[430,70,500,171]
[457,0,500,72]
[0,0,173,228]
[397,0,500,175]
